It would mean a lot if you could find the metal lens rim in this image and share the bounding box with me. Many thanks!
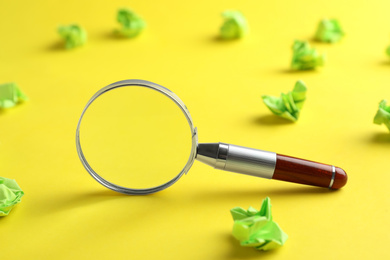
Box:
[76,79,198,195]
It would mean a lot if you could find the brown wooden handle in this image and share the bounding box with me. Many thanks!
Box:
[272,154,347,189]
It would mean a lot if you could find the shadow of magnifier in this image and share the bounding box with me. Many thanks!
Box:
[76,80,347,195]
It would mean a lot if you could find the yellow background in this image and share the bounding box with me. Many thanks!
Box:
[1,0,390,259]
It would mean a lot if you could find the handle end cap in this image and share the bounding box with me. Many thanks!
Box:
[330,167,348,189]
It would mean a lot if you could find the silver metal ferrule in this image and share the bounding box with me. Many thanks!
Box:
[196,143,277,179]
[329,165,336,188]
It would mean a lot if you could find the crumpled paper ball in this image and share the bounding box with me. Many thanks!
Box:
[230,197,288,251]
[220,10,248,39]
[0,82,28,109]
[115,8,146,38]
[291,40,325,70]
[57,24,87,49]
[373,99,390,131]
[262,80,307,122]
[0,177,24,216]
[314,18,344,43]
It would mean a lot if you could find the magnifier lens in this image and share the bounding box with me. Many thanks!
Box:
[79,86,192,190]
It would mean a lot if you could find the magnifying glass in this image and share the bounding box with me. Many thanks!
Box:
[76,79,347,195]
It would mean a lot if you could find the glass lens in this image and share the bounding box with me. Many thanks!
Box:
[79,86,192,189]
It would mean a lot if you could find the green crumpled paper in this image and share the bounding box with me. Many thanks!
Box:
[115,8,146,38]
[262,80,307,122]
[0,82,28,109]
[57,24,87,49]
[231,197,288,251]
[314,19,344,43]
[385,45,390,57]
[0,177,24,216]
[220,10,248,40]
[291,40,325,70]
[373,100,390,131]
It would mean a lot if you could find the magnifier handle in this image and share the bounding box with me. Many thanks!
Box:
[196,143,347,189]
[272,154,347,189]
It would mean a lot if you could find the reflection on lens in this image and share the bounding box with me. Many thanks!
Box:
[79,86,192,189]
